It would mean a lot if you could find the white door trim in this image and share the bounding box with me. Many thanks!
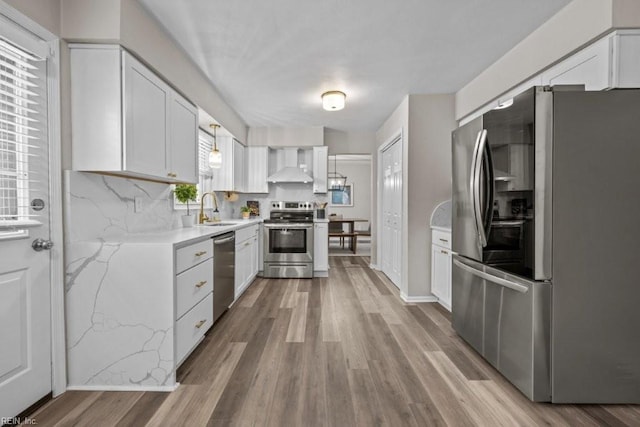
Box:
[376,129,402,288]
[0,1,66,397]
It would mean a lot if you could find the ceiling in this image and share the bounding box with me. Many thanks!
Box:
[138,0,571,132]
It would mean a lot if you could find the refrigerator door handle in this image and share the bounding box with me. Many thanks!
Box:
[469,130,483,247]
[473,129,489,247]
[482,137,495,242]
[453,257,529,294]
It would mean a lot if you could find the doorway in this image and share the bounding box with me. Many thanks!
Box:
[327,154,372,257]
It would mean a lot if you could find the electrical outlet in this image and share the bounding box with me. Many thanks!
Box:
[134,196,143,213]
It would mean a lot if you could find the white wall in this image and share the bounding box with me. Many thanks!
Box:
[406,94,456,297]
[247,126,323,147]
[375,94,456,299]
[328,158,371,232]
[324,129,376,155]
[5,0,61,35]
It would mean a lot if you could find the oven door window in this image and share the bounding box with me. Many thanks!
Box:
[269,228,307,253]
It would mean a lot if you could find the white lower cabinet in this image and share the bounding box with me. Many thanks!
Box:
[314,222,329,276]
[176,293,213,364]
[235,224,260,298]
[431,228,452,311]
[175,239,214,365]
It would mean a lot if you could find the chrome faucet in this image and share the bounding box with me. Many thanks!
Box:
[199,192,221,224]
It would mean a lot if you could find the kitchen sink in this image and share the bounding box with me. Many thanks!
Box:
[200,222,235,227]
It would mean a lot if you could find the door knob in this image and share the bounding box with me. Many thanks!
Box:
[32,238,54,252]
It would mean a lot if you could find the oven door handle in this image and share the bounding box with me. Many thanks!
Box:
[264,223,313,229]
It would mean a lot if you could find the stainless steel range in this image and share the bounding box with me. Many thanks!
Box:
[263,201,314,278]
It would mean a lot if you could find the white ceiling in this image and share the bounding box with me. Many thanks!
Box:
[138,0,571,132]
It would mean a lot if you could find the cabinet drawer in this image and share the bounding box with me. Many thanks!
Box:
[176,292,213,365]
[176,239,212,274]
[235,224,259,243]
[432,229,451,249]
[176,258,214,319]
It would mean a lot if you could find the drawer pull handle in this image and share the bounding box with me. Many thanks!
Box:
[441,250,448,255]
[195,319,207,329]
[195,251,207,257]
[244,241,251,247]
[195,281,207,288]
[167,172,177,178]
[439,238,449,243]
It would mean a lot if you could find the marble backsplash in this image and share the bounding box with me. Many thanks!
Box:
[63,171,329,242]
[64,171,180,242]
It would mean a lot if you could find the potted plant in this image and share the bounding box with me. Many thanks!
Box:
[240,205,251,220]
[174,184,198,227]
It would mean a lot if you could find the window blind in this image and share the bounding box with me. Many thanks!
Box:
[198,129,213,178]
[0,38,45,228]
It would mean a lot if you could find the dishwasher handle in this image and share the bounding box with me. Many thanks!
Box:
[213,235,235,245]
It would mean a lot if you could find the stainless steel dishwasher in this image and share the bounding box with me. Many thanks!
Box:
[212,232,235,323]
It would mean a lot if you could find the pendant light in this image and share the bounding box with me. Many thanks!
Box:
[327,154,347,192]
[208,123,222,169]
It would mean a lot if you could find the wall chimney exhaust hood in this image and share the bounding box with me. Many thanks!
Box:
[267,148,314,183]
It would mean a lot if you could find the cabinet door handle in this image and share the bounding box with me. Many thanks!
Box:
[195,280,207,288]
[195,319,207,329]
[439,238,449,243]
[167,172,177,178]
[195,251,207,257]
[441,250,449,255]
[244,241,251,247]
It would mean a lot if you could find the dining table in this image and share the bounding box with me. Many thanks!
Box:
[328,217,368,253]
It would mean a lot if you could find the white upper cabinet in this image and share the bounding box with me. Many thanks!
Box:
[245,146,269,193]
[313,146,328,193]
[70,45,198,184]
[540,36,611,90]
[541,30,640,90]
[122,53,170,178]
[234,141,245,193]
[169,93,199,184]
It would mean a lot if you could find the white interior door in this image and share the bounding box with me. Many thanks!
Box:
[0,27,53,418]
[381,138,402,288]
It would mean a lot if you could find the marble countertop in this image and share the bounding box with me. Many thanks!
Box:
[93,218,263,246]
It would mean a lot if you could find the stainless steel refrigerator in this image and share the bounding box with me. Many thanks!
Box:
[451,86,640,403]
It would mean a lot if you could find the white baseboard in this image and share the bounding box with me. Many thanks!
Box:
[314,271,328,277]
[66,383,178,392]
[369,263,380,270]
[400,292,438,303]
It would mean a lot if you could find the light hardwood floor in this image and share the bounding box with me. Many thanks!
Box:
[27,256,640,426]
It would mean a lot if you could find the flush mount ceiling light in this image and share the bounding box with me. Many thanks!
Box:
[208,123,222,169]
[322,91,346,111]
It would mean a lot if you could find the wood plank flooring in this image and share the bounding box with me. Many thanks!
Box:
[26,256,640,426]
